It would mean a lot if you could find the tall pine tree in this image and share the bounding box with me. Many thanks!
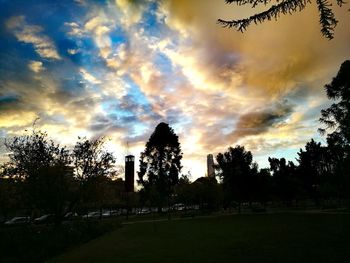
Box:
[138,122,182,210]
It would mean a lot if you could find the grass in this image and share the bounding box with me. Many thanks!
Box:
[50,213,350,263]
[0,219,121,263]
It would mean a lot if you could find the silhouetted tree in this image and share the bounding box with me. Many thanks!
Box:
[218,0,348,39]
[72,137,117,215]
[138,122,182,212]
[319,60,350,204]
[174,173,194,208]
[192,177,223,210]
[0,177,23,220]
[252,168,272,205]
[268,157,299,204]
[319,60,350,142]
[1,130,74,223]
[297,139,325,202]
[216,146,256,211]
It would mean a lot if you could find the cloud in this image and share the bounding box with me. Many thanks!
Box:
[67,48,79,55]
[28,60,45,73]
[231,103,294,140]
[6,16,61,60]
[115,0,145,28]
[65,22,85,37]
[84,15,114,59]
[80,68,101,84]
[1,0,350,178]
[161,0,350,97]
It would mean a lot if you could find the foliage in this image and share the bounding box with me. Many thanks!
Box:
[268,157,299,203]
[192,177,223,210]
[1,130,74,221]
[2,130,70,180]
[319,60,350,142]
[138,122,182,208]
[296,139,325,200]
[216,146,258,209]
[218,0,348,39]
[0,177,23,219]
[0,131,118,221]
[174,174,194,207]
[319,60,350,200]
[72,137,117,181]
[72,137,117,212]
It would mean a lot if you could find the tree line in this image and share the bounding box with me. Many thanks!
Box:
[0,131,124,224]
[136,60,350,212]
[0,60,349,222]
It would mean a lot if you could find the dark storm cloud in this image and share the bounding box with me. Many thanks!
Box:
[0,94,21,110]
[231,102,294,139]
[197,101,294,152]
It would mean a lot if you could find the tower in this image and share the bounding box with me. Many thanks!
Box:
[125,155,134,192]
[207,154,215,178]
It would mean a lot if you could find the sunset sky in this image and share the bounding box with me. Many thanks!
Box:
[0,0,349,180]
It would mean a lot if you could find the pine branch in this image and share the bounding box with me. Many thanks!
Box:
[336,0,346,7]
[218,0,310,33]
[225,0,273,8]
[316,0,338,39]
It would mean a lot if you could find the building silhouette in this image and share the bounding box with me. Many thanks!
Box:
[207,154,215,178]
[125,155,134,192]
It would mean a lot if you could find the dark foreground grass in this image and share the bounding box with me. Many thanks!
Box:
[50,213,350,263]
[0,219,121,263]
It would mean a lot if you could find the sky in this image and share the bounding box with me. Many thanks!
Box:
[0,0,349,181]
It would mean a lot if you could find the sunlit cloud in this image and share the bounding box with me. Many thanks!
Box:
[28,60,45,73]
[1,0,349,180]
[6,16,61,60]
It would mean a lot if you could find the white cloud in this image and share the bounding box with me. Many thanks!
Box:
[115,0,145,28]
[7,16,61,60]
[84,15,114,59]
[67,48,79,55]
[65,22,85,37]
[80,68,102,84]
[28,60,45,73]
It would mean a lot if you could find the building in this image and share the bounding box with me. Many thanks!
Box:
[125,155,135,192]
[207,154,215,178]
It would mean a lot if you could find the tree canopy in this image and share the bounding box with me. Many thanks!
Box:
[1,130,73,222]
[218,0,348,39]
[0,130,118,223]
[216,146,258,209]
[319,60,350,143]
[138,122,182,208]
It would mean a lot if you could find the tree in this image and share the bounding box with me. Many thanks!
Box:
[268,157,299,204]
[1,129,74,223]
[254,168,273,205]
[138,122,183,212]
[319,60,350,142]
[0,177,23,220]
[319,60,350,205]
[192,177,223,210]
[319,60,350,203]
[297,139,326,201]
[72,137,117,215]
[174,173,195,208]
[216,145,257,211]
[218,0,348,39]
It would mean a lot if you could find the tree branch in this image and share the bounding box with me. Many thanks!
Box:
[218,0,310,33]
[225,0,273,8]
[316,0,338,39]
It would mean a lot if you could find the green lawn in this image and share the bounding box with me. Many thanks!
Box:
[49,213,350,263]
